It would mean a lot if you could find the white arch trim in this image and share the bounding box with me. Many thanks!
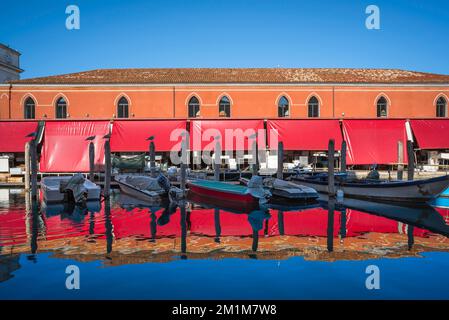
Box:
[114,93,132,106]
[20,93,39,106]
[185,92,203,106]
[305,92,323,106]
[433,93,449,106]
[216,92,234,106]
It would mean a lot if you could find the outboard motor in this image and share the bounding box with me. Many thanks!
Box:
[157,174,171,193]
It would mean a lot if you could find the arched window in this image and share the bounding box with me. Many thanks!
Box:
[376,96,388,118]
[117,96,129,118]
[55,97,67,119]
[308,96,319,118]
[436,96,447,117]
[188,96,200,118]
[24,97,35,119]
[278,96,289,117]
[219,96,230,117]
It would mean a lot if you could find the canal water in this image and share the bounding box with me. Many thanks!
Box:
[1,188,449,299]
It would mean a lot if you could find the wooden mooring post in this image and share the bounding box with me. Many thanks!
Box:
[328,139,335,197]
[397,140,404,180]
[250,133,258,176]
[214,136,221,181]
[30,138,38,200]
[86,135,96,182]
[340,140,347,173]
[407,140,414,181]
[277,141,284,180]
[24,141,31,191]
[104,137,111,198]
[147,136,156,178]
[180,135,187,191]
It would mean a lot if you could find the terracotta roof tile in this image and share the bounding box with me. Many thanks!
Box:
[10,68,449,84]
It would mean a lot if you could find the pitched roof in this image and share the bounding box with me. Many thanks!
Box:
[10,68,449,85]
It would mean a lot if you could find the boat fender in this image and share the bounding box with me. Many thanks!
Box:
[336,189,344,202]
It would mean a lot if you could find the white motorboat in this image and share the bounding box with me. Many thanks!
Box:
[41,174,101,203]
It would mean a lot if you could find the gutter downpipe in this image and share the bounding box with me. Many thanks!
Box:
[8,84,12,119]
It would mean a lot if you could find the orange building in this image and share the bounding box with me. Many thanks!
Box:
[1,68,449,120]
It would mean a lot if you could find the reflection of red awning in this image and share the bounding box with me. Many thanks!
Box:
[191,120,264,151]
[409,119,449,149]
[40,121,110,172]
[267,120,343,150]
[110,120,187,152]
[0,121,38,152]
[342,119,407,165]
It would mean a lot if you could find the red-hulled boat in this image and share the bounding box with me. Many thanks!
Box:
[187,179,259,204]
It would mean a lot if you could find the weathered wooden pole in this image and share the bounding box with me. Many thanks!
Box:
[328,139,336,197]
[104,137,111,198]
[29,138,38,200]
[277,141,284,179]
[214,136,221,181]
[397,140,404,180]
[327,198,335,252]
[89,142,95,181]
[407,140,414,181]
[24,141,30,191]
[147,136,156,178]
[340,140,347,173]
[180,135,187,191]
[250,133,258,176]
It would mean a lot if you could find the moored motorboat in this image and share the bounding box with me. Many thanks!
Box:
[240,177,319,201]
[290,173,449,203]
[41,174,101,203]
[187,179,269,204]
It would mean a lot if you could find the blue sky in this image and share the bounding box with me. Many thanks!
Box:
[1,0,449,79]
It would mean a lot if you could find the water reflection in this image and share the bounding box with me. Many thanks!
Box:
[0,189,449,272]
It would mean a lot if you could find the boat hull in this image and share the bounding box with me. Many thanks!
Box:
[116,179,165,203]
[291,175,449,203]
[188,182,257,204]
[41,177,101,203]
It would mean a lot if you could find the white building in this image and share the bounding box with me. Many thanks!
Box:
[0,43,22,83]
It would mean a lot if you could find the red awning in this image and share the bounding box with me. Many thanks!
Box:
[267,120,343,150]
[40,121,110,172]
[110,120,187,152]
[342,119,407,165]
[0,121,38,152]
[190,120,265,151]
[409,119,449,149]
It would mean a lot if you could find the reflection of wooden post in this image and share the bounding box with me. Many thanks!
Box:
[214,137,221,181]
[277,141,284,179]
[340,140,347,173]
[339,208,347,240]
[104,198,113,254]
[397,141,404,180]
[327,199,335,252]
[104,140,111,198]
[278,211,285,236]
[30,139,38,200]
[25,142,30,191]
[328,139,335,197]
[214,208,221,243]
[180,203,187,255]
[407,140,414,181]
[89,142,95,182]
[407,224,414,250]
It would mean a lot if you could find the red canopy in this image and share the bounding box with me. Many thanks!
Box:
[40,121,110,172]
[409,119,449,150]
[342,119,408,165]
[110,120,187,152]
[267,120,343,150]
[190,120,265,151]
[0,121,38,152]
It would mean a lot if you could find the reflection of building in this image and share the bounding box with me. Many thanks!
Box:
[0,43,22,83]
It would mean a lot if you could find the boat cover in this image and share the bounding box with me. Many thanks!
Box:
[62,173,87,203]
[267,119,343,150]
[40,121,110,172]
[190,120,264,151]
[342,119,408,165]
[0,121,38,152]
[409,119,449,149]
[110,120,186,152]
